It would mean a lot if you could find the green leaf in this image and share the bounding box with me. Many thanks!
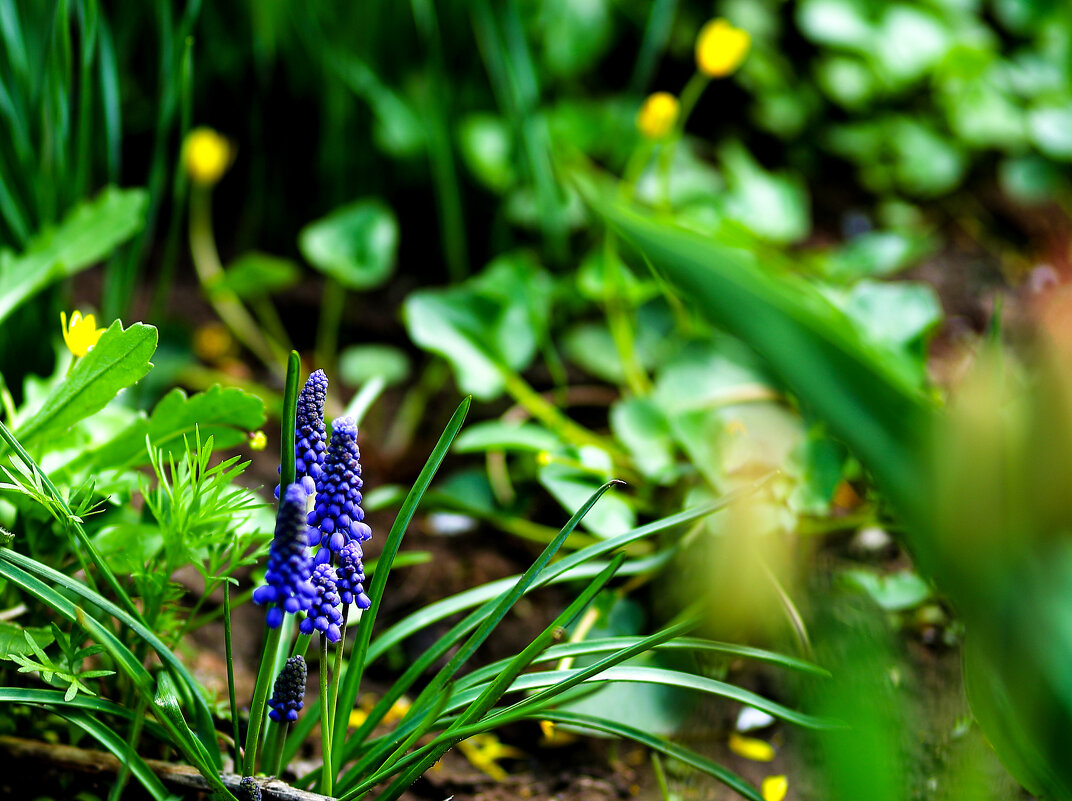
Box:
[842,568,932,611]
[0,622,53,658]
[609,398,677,482]
[1028,104,1072,161]
[539,463,635,538]
[299,198,399,290]
[720,142,810,245]
[457,113,516,192]
[836,280,942,353]
[824,230,935,282]
[584,183,935,515]
[85,385,265,469]
[338,344,411,389]
[403,254,553,399]
[0,187,147,326]
[17,320,157,443]
[539,0,613,78]
[210,251,301,299]
[453,420,561,453]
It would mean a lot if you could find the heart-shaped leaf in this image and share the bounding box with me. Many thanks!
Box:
[299,198,399,290]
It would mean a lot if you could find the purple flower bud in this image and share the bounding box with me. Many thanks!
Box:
[267,656,307,723]
[253,484,316,627]
[335,540,371,610]
[308,417,372,559]
[275,370,329,499]
[299,563,344,643]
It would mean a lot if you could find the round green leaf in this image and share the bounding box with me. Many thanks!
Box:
[299,198,399,290]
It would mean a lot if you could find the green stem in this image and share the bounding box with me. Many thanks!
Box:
[262,719,287,778]
[224,583,242,770]
[243,624,283,775]
[328,606,349,744]
[319,635,333,796]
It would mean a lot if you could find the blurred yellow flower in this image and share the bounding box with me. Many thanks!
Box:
[762,775,788,801]
[695,18,751,78]
[249,431,268,451]
[184,127,233,186]
[193,322,236,363]
[637,92,680,139]
[538,719,579,747]
[728,732,775,761]
[457,733,525,781]
[348,695,411,730]
[60,311,105,358]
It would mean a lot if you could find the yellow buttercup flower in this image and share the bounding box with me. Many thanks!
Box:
[60,311,105,358]
[456,733,525,781]
[184,127,233,186]
[728,732,775,761]
[637,92,680,139]
[249,431,268,451]
[762,775,788,801]
[695,18,751,78]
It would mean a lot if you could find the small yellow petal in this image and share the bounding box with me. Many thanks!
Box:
[249,431,268,451]
[728,732,776,762]
[637,92,680,139]
[61,310,105,358]
[184,127,233,186]
[696,18,751,78]
[762,775,788,801]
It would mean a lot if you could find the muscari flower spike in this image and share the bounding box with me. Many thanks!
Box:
[335,540,371,610]
[275,370,329,499]
[300,563,344,643]
[252,484,316,628]
[238,777,262,801]
[267,655,308,723]
[308,416,371,564]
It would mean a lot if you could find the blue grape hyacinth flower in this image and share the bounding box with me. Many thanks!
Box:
[335,540,371,610]
[267,655,307,723]
[308,416,372,563]
[299,563,344,642]
[252,483,316,628]
[275,369,329,499]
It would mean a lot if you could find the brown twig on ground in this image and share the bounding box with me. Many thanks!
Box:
[0,735,332,801]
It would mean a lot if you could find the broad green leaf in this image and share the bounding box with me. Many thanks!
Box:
[299,198,399,290]
[796,0,874,49]
[585,184,935,514]
[609,397,677,483]
[836,280,942,354]
[457,113,516,192]
[0,187,147,326]
[210,251,301,299]
[0,622,53,658]
[453,420,561,453]
[873,6,950,83]
[17,320,157,444]
[824,230,936,281]
[539,0,613,78]
[338,344,411,388]
[842,568,932,611]
[403,254,553,399]
[85,385,265,469]
[720,143,810,244]
[1028,104,1072,161]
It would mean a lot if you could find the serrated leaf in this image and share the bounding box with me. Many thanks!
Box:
[0,187,147,327]
[85,384,265,468]
[17,320,157,444]
[299,198,399,290]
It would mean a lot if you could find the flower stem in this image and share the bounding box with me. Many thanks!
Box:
[319,635,334,796]
[243,624,283,775]
[223,583,242,770]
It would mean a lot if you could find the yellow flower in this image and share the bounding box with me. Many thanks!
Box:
[60,311,105,358]
[538,719,579,747]
[728,732,775,761]
[695,18,751,78]
[249,431,268,451]
[184,127,233,186]
[456,733,525,781]
[637,92,680,139]
[762,775,788,801]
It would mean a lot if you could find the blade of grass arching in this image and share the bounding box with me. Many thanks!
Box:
[57,708,173,801]
[330,396,471,769]
[0,558,224,780]
[342,482,621,795]
[0,550,221,766]
[541,710,765,801]
[0,687,170,742]
[588,190,935,519]
[372,556,626,789]
[96,16,120,181]
[454,635,828,693]
[629,0,678,92]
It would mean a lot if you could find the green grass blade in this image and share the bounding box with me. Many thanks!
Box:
[330,396,471,768]
[57,708,173,801]
[96,16,120,180]
[0,687,170,742]
[279,351,300,492]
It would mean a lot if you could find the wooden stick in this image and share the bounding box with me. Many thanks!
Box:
[0,735,333,801]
